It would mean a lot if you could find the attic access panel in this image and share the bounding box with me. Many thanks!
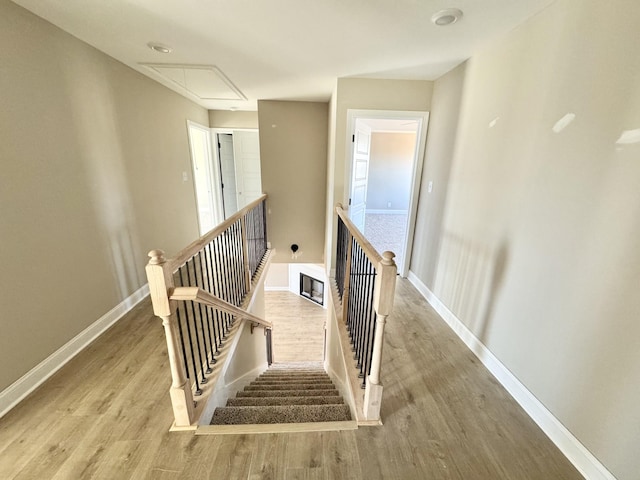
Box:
[141,64,247,101]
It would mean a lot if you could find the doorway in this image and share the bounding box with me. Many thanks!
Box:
[212,129,262,219]
[346,110,429,277]
[187,121,222,235]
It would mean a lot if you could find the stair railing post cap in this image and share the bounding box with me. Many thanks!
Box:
[381,251,396,265]
[148,249,166,265]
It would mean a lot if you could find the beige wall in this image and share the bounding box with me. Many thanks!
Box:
[410,63,466,288]
[0,2,207,391]
[208,110,259,129]
[258,100,328,263]
[410,0,640,478]
[224,286,268,386]
[366,132,417,211]
[326,78,433,268]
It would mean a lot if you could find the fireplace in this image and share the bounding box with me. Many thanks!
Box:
[300,273,324,306]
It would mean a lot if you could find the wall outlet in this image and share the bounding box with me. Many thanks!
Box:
[387,202,392,208]
[428,181,433,193]
[182,171,188,182]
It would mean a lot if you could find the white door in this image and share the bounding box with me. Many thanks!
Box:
[187,122,220,235]
[217,133,238,218]
[232,131,262,208]
[349,121,372,232]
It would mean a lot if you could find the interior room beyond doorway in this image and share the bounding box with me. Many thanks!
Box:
[347,112,428,275]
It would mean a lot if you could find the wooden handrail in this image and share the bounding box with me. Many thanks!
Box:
[169,194,267,272]
[335,204,382,266]
[170,286,273,330]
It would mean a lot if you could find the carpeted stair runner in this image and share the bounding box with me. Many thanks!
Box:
[210,363,351,426]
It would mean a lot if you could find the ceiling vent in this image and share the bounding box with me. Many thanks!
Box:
[140,64,247,101]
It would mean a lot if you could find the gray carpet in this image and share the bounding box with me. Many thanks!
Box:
[364,213,407,268]
[210,363,351,425]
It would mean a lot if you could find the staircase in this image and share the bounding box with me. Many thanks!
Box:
[208,363,355,433]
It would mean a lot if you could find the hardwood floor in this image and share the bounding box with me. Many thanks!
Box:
[0,280,583,479]
[265,291,326,363]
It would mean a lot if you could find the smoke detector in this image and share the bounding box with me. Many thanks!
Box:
[431,8,463,26]
[147,42,173,54]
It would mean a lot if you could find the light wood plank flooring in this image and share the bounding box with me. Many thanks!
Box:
[0,279,583,479]
[265,291,325,363]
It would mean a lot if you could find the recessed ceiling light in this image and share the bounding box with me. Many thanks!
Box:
[431,8,463,26]
[147,42,173,54]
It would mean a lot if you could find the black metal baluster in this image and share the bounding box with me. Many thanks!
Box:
[198,250,216,370]
[364,312,378,387]
[358,249,372,371]
[205,243,221,354]
[356,254,371,373]
[179,266,202,396]
[215,234,230,335]
[208,241,221,349]
[219,228,231,331]
[250,208,258,276]
[219,233,232,335]
[244,211,253,282]
[186,259,209,384]
[260,199,267,259]
[347,239,359,339]
[174,290,192,384]
[238,219,248,300]
[266,328,273,366]
[228,222,240,307]
[347,240,357,338]
[235,220,244,303]
[173,270,191,381]
[336,218,346,299]
[192,255,212,375]
[241,217,251,296]
[362,258,376,379]
[355,245,367,368]
[231,221,243,304]
[360,260,376,385]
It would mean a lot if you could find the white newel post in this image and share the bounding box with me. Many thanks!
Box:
[146,249,195,427]
[364,251,397,421]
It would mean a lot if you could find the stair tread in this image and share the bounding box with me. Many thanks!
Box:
[237,389,339,397]
[252,378,333,383]
[211,404,351,425]
[227,396,344,406]
[245,384,336,391]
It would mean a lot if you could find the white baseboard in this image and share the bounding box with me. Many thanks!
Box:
[0,284,150,419]
[407,271,616,480]
[365,209,408,215]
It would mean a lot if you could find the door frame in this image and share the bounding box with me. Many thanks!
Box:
[345,109,430,277]
[186,120,222,234]
[210,127,259,217]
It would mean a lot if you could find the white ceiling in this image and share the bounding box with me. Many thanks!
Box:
[12,0,555,111]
